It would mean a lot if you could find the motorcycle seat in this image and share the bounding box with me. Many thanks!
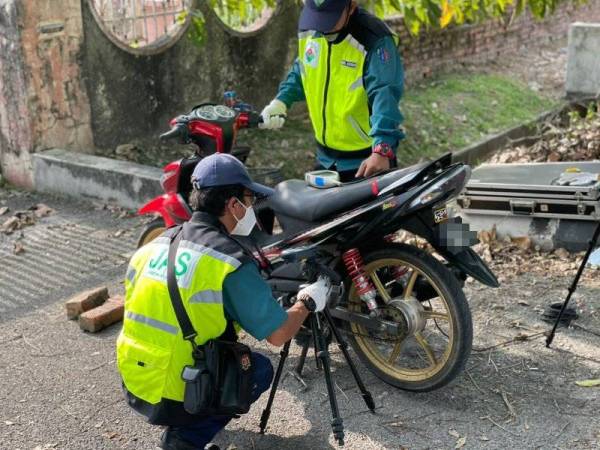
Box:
[269,164,426,222]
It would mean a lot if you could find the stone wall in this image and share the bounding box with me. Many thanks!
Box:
[0,0,93,188]
[389,0,600,82]
[0,1,34,187]
[79,0,300,150]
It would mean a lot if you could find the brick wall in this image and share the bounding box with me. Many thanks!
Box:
[386,0,600,83]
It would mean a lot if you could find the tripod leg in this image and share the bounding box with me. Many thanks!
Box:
[311,314,345,446]
[294,338,310,376]
[260,340,291,434]
[546,221,600,347]
[323,309,376,412]
[312,321,322,371]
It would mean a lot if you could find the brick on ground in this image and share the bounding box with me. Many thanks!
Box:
[79,295,124,333]
[65,286,109,320]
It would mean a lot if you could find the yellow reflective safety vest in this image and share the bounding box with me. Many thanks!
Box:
[116,213,249,425]
[298,9,397,157]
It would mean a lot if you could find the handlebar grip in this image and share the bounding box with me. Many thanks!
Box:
[159,124,185,141]
[245,111,263,128]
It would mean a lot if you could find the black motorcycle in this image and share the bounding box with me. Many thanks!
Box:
[138,101,499,391]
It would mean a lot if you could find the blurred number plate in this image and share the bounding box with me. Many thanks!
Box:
[434,206,448,223]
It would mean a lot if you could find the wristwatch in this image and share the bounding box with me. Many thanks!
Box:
[372,143,395,160]
[299,296,316,312]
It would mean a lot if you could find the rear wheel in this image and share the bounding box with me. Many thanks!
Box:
[137,217,166,248]
[344,244,472,392]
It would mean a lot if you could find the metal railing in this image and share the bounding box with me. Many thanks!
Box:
[90,0,191,49]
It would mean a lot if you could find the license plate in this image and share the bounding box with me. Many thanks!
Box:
[433,206,448,223]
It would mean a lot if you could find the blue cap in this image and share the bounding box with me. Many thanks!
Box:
[191,153,274,197]
[299,0,350,32]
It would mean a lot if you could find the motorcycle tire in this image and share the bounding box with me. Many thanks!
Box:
[343,244,472,392]
[137,216,166,248]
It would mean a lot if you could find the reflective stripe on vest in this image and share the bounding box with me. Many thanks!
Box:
[299,32,372,152]
[117,236,240,405]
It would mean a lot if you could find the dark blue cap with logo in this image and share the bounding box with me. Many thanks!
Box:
[299,0,351,32]
[191,153,274,197]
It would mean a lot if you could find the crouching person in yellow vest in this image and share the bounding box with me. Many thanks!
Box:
[260,0,405,181]
[117,153,331,450]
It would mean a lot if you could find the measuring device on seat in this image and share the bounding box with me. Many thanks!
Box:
[305,170,342,188]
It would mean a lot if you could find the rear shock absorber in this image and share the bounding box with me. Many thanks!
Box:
[343,249,379,315]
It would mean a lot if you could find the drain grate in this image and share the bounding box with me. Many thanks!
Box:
[0,219,138,318]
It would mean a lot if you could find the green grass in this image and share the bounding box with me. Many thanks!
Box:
[399,73,558,165]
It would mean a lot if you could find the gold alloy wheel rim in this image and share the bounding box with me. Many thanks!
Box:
[349,258,454,382]
[140,226,166,247]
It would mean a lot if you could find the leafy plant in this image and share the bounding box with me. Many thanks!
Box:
[356,0,581,35]
[187,0,583,45]
[208,0,277,31]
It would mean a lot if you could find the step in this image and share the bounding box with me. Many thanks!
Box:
[33,149,163,210]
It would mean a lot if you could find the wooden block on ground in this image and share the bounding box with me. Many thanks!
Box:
[79,295,124,333]
[65,286,109,320]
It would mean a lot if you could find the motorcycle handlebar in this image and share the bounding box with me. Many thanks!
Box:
[159,124,185,141]
[159,108,265,141]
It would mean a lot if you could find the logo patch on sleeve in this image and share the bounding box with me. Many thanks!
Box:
[377,47,390,64]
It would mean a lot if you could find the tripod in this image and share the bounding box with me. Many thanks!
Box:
[259,307,376,446]
[546,220,600,347]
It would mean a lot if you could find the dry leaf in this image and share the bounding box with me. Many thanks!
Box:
[511,236,531,251]
[575,379,600,387]
[449,429,460,438]
[554,248,569,259]
[1,216,20,234]
[455,436,467,449]
[0,206,8,216]
[33,203,54,218]
[13,242,24,255]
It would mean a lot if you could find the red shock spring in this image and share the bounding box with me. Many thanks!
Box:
[343,249,378,312]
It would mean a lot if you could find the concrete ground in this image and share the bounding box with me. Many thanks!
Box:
[1,187,599,450]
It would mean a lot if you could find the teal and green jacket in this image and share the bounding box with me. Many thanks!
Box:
[277,8,405,171]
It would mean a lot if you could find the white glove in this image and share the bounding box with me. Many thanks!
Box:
[297,276,332,312]
[259,99,287,130]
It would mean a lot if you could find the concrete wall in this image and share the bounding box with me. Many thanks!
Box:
[79,0,300,149]
[566,22,600,97]
[0,0,93,188]
[0,1,34,187]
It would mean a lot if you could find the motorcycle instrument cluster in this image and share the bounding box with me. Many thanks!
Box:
[192,104,235,122]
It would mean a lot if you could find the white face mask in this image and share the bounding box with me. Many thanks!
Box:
[231,198,257,236]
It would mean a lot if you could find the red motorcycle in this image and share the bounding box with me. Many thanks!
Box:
[137,98,259,245]
[137,99,499,392]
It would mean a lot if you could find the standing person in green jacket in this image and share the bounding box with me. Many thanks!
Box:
[260,0,405,182]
